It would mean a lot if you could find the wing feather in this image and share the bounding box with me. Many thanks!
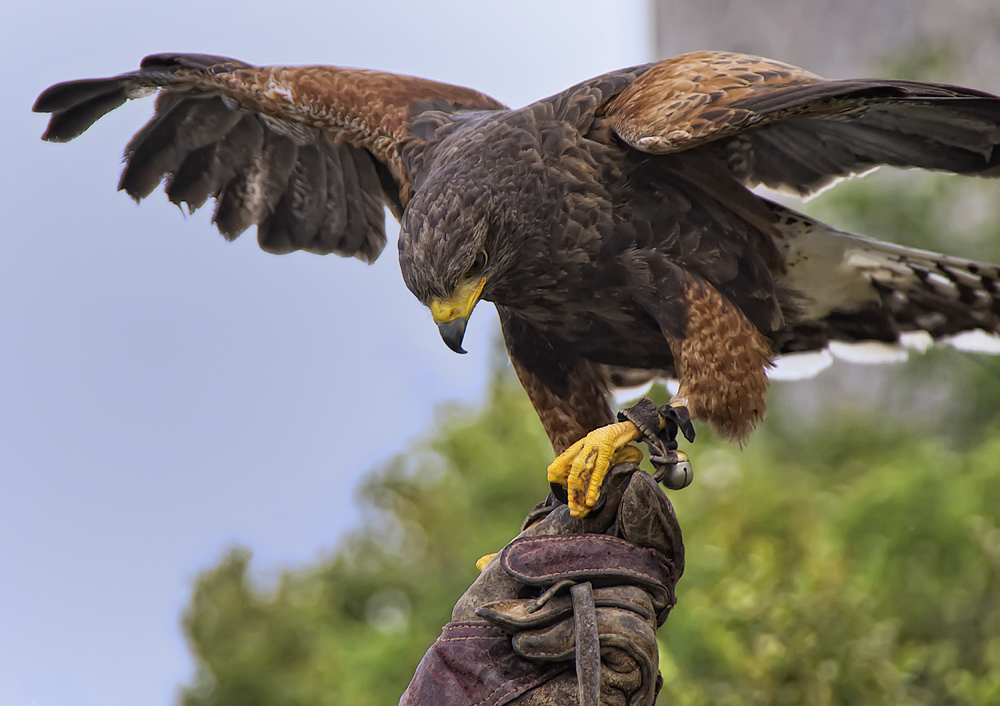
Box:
[258,143,328,255]
[332,144,369,258]
[312,146,350,255]
[348,147,389,262]
[170,115,265,215]
[119,95,244,200]
[214,128,298,240]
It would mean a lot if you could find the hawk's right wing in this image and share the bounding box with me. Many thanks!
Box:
[33,53,507,260]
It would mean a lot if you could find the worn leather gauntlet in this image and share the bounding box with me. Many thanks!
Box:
[400,463,684,706]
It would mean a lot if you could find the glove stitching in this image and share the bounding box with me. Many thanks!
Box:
[503,534,672,584]
[473,680,519,706]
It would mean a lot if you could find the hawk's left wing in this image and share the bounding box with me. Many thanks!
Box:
[604,50,1000,197]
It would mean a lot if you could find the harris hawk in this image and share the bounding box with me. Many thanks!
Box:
[34,51,1000,516]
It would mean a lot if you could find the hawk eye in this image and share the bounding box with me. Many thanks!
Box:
[468,250,488,276]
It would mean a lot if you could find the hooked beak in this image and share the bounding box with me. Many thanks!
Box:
[429,276,486,355]
[437,318,468,354]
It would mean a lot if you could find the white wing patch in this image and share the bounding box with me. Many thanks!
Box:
[769,350,834,380]
[828,341,909,364]
[944,330,1000,354]
[770,208,881,319]
[611,378,680,407]
[770,333,938,381]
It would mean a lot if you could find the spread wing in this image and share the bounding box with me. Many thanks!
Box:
[33,53,506,261]
[604,50,1000,197]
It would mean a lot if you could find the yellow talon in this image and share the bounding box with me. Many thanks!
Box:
[547,421,644,518]
[476,552,498,572]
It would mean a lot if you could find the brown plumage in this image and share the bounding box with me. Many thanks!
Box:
[667,275,773,442]
[33,51,1000,467]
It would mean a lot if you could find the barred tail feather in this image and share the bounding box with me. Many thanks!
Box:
[771,203,1000,371]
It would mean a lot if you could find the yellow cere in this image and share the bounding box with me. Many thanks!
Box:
[429,276,487,324]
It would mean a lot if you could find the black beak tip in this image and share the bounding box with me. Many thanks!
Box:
[437,319,468,355]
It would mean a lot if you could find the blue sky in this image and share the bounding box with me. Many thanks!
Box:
[0,2,649,705]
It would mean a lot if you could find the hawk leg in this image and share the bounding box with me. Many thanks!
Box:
[501,310,699,517]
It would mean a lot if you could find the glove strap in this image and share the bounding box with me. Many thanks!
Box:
[571,582,601,706]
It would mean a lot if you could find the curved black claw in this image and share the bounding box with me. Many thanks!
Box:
[548,481,569,506]
[662,404,696,444]
[548,481,607,514]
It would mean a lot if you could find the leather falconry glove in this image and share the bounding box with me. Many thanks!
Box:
[399,459,684,706]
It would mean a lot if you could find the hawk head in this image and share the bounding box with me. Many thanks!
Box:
[398,116,554,354]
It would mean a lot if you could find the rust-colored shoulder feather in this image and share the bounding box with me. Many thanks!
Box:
[603,51,821,153]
